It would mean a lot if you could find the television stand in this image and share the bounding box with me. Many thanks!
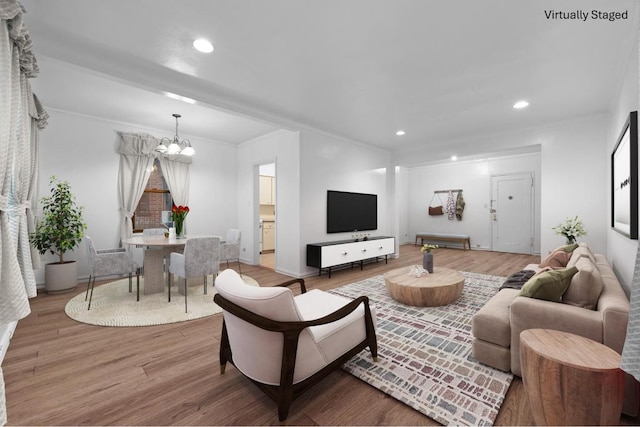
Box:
[306,236,395,278]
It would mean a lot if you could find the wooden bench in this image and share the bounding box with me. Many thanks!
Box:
[415,233,471,250]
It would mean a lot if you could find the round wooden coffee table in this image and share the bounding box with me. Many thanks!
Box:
[520,329,624,426]
[384,266,464,306]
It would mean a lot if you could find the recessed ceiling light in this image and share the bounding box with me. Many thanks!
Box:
[193,38,214,53]
[395,130,406,136]
[163,91,197,104]
[513,100,529,109]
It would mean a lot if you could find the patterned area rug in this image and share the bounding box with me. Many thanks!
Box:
[329,271,512,426]
[65,274,256,327]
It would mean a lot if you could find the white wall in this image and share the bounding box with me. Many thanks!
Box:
[540,115,609,256]
[406,152,541,253]
[395,167,410,245]
[299,130,393,275]
[237,129,300,276]
[35,109,239,285]
[607,30,639,296]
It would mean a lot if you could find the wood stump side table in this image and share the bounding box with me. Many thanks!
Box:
[384,266,464,306]
[519,329,624,426]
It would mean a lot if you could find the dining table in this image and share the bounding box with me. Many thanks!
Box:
[123,234,187,294]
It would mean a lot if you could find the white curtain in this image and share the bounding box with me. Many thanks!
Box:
[0,1,47,425]
[621,242,640,381]
[158,157,189,206]
[117,132,191,244]
[117,133,156,244]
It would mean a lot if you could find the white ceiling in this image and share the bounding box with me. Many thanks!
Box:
[20,0,639,154]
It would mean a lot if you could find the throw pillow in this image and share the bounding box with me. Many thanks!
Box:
[539,250,572,268]
[556,243,579,253]
[518,266,579,302]
[563,257,603,310]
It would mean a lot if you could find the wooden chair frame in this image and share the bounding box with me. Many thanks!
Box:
[213,278,378,421]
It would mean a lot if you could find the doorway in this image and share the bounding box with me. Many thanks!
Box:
[490,172,534,254]
[259,163,276,269]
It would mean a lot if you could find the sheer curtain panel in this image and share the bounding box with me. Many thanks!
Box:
[0,1,48,425]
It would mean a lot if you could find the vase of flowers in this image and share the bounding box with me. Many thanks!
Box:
[421,244,438,273]
[171,204,189,238]
[552,215,586,244]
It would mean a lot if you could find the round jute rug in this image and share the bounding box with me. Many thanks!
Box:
[65,274,257,327]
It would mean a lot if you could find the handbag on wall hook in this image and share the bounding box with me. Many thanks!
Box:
[428,193,444,216]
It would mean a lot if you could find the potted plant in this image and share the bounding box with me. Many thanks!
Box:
[29,176,87,293]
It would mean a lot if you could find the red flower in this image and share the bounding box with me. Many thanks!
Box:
[171,204,190,223]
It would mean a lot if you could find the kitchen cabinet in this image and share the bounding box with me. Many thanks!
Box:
[259,175,275,205]
[262,221,275,252]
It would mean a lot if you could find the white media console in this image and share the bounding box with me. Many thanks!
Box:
[306,236,395,278]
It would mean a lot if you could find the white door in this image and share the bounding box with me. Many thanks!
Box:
[491,172,534,254]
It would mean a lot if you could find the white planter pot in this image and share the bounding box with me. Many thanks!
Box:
[45,261,78,294]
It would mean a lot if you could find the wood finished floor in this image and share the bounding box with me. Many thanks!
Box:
[3,245,638,425]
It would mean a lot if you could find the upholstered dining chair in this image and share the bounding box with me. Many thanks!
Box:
[168,236,221,313]
[213,269,378,421]
[220,228,242,275]
[85,236,140,310]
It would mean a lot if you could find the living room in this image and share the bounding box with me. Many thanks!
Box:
[2,0,640,425]
[18,4,637,288]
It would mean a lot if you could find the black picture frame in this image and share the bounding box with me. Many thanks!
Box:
[611,111,638,239]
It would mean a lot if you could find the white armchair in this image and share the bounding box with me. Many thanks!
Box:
[220,228,241,274]
[85,236,140,310]
[213,269,378,421]
[168,236,221,312]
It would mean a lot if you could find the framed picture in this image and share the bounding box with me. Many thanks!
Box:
[611,111,638,239]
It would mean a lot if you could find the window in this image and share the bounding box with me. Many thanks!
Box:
[132,160,173,232]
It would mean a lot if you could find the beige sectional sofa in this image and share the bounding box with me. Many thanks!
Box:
[472,243,639,416]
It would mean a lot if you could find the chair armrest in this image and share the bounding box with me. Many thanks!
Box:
[169,252,185,275]
[97,248,126,254]
[275,278,307,294]
[96,251,132,263]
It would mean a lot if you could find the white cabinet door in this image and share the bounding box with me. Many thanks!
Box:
[361,238,394,257]
[259,175,274,205]
[262,221,275,251]
[321,243,355,267]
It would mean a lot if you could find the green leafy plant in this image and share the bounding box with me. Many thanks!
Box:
[29,176,87,264]
[552,215,586,244]
[421,244,439,253]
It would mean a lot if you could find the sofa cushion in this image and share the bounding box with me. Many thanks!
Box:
[539,250,572,268]
[518,266,578,302]
[563,257,603,310]
[568,246,596,267]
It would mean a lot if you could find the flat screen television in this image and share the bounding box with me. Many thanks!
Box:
[327,190,377,233]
